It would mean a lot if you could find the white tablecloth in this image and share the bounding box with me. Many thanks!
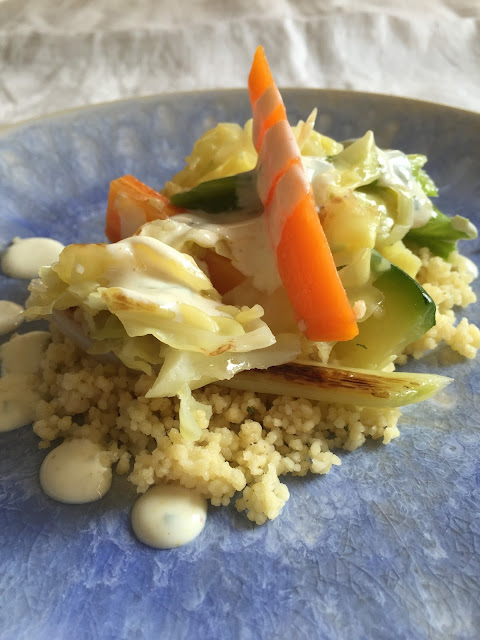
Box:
[0,0,479,127]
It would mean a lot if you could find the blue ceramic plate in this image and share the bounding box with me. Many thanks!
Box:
[0,91,479,640]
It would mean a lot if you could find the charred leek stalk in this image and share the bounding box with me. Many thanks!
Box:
[218,360,451,407]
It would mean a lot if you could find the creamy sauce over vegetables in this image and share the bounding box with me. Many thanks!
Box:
[171,212,281,294]
[0,301,24,335]
[131,484,207,549]
[304,156,336,205]
[102,235,226,320]
[40,439,112,504]
[2,237,65,279]
[377,149,433,229]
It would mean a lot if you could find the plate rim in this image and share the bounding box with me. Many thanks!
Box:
[1,87,479,138]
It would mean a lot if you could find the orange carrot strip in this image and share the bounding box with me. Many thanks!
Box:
[105,175,183,242]
[248,46,275,107]
[277,192,359,341]
[248,46,358,342]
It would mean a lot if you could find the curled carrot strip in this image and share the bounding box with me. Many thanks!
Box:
[248,47,275,107]
[248,46,358,342]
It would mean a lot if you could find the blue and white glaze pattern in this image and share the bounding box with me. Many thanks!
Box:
[0,90,479,640]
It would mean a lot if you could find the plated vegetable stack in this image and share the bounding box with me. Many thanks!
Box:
[26,47,478,442]
[22,49,479,526]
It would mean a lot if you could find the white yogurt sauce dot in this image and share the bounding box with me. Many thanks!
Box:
[131,484,207,549]
[0,330,50,375]
[2,237,65,279]
[0,301,24,335]
[0,372,39,432]
[40,439,112,504]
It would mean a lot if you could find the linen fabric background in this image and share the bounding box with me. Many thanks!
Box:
[1,0,479,128]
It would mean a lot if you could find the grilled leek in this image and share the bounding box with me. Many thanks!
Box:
[218,360,451,407]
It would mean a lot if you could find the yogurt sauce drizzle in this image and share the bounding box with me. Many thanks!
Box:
[0,331,51,375]
[2,237,64,279]
[131,484,207,549]
[40,439,112,503]
[0,331,50,433]
[0,233,64,431]
[0,301,24,335]
[0,373,40,433]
